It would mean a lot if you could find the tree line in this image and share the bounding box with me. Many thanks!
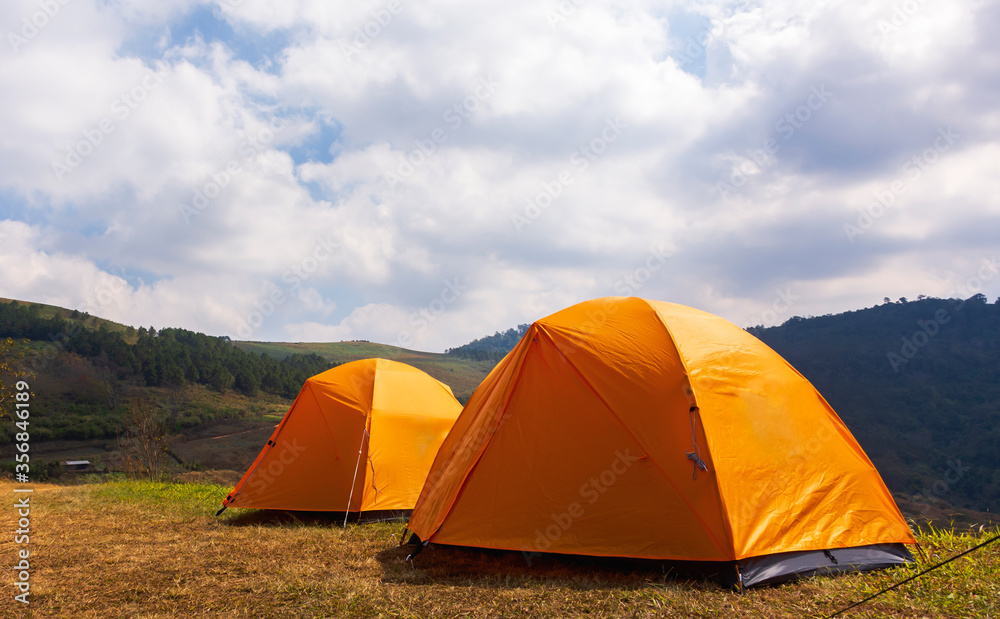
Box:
[749,294,1000,511]
[446,324,531,361]
[0,301,332,399]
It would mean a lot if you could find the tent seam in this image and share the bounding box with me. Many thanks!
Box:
[419,326,539,542]
[535,308,732,560]
[638,297,739,559]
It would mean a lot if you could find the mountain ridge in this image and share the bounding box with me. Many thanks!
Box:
[1,295,997,512]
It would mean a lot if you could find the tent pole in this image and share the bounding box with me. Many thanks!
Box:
[344,428,369,527]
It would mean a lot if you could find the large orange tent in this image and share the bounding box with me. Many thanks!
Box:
[219,358,462,520]
[406,297,916,587]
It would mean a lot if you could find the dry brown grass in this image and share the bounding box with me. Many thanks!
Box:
[1,479,996,618]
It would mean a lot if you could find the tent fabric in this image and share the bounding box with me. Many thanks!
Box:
[221,358,462,514]
[406,297,915,579]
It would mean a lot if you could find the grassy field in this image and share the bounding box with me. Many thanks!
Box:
[234,340,497,403]
[1,479,997,618]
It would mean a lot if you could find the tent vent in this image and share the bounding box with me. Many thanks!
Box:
[369,459,384,498]
[685,405,708,479]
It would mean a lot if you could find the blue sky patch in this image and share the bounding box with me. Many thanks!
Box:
[287,118,343,166]
[667,11,713,79]
[117,4,291,70]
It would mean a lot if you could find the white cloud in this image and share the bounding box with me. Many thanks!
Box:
[0,219,255,333]
[283,303,408,345]
[0,0,997,353]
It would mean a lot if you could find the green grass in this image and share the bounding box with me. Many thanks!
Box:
[844,523,1000,617]
[234,340,408,361]
[88,478,233,513]
[3,478,997,618]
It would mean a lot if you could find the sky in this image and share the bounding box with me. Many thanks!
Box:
[1,0,998,352]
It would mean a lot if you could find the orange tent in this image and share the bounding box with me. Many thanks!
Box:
[220,358,462,520]
[406,297,916,587]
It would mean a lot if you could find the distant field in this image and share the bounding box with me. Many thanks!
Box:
[169,417,282,474]
[234,340,497,402]
[1,478,996,618]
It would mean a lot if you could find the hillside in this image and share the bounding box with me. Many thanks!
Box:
[233,340,495,403]
[2,295,998,515]
[749,295,1000,513]
[0,299,339,453]
[0,299,492,478]
[0,296,136,340]
[445,324,530,362]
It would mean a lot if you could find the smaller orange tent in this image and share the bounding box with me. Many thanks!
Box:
[219,358,462,519]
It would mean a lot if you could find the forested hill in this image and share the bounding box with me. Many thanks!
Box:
[749,295,999,512]
[0,298,332,398]
[446,324,530,361]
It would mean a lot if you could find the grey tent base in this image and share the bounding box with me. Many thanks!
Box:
[400,534,913,589]
[736,543,914,588]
